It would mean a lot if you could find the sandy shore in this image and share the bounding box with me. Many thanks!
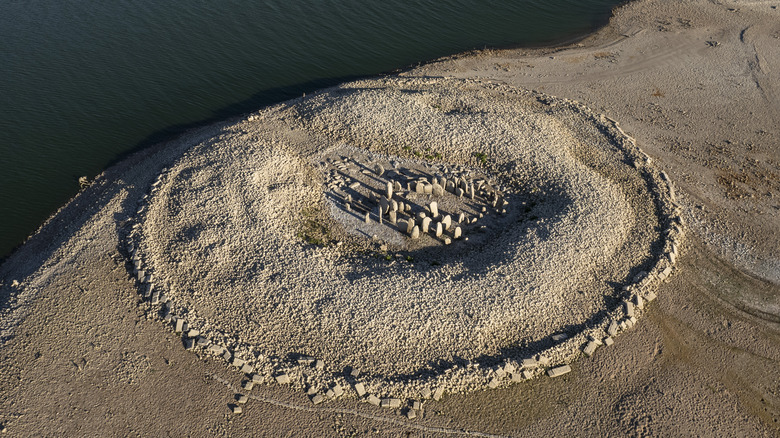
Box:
[1,0,778,436]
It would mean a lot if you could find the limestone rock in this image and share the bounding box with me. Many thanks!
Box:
[422,217,432,233]
[547,365,572,377]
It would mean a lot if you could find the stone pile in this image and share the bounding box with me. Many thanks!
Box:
[121,82,685,417]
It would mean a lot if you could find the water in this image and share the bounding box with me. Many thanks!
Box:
[0,0,621,258]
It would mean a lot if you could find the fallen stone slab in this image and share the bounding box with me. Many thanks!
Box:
[275,374,291,384]
[583,341,598,357]
[240,363,254,375]
[380,398,402,409]
[242,380,254,391]
[421,388,432,399]
[607,321,618,336]
[252,374,264,383]
[407,409,417,420]
[231,405,243,414]
[184,338,195,350]
[433,387,444,401]
[311,394,324,405]
[487,378,499,389]
[547,365,572,378]
[367,394,381,406]
[625,300,635,318]
[354,382,367,397]
[604,337,614,346]
[237,394,248,404]
[521,358,538,368]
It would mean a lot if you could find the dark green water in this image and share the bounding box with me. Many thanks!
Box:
[0,0,621,258]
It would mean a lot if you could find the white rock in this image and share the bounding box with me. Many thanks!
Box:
[354,383,367,397]
[453,227,462,239]
[430,201,439,218]
[547,365,572,377]
[583,341,598,357]
[411,225,420,239]
[435,222,443,237]
[607,321,618,336]
[380,398,402,409]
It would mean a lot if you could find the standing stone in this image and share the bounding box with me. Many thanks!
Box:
[443,237,452,245]
[406,219,415,234]
[423,184,433,195]
[380,197,389,214]
[417,211,427,220]
[398,202,405,214]
[446,181,455,193]
[435,222,443,237]
[430,201,439,218]
[469,183,475,199]
[457,212,465,224]
[405,203,412,212]
[415,181,425,194]
[345,203,351,212]
[365,212,370,223]
[442,215,452,230]
[432,183,444,197]
[393,181,402,192]
[422,217,432,233]
[389,210,397,225]
[453,227,462,239]
[411,226,420,239]
[456,188,464,197]
[440,178,448,190]
[377,206,383,224]
[174,318,184,333]
[386,181,393,199]
[391,199,398,212]
[433,387,445,401]
[374,163,384,176]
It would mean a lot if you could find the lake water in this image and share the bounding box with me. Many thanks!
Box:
[0,0,621,258]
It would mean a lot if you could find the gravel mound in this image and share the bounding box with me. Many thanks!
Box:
[133,76,675,397]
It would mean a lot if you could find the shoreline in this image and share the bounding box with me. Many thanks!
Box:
[1,0,778,435]
[0,2,627,266]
